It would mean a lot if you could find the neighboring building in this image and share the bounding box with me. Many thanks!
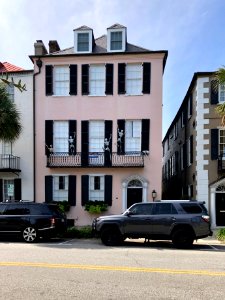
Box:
[162,72,225,228]
[0,62,34,201]
[30,24,167,226]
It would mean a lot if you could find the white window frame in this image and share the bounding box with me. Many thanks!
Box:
[89,65,106,96]
[125,64,142,96]
[219,83,225,103]
[89,175,105,201]
[174,122,178,140]
[107,28,126,52]
[3,179,15,202]
[53,175,68,202]
[125,120,141,153]
[74,30,92,53]
[53,66,69,96]
[188,94,192,119]
[187,138,192,166]
[219,129,225,157]
[53,121,69,153]
[89,121,105,153]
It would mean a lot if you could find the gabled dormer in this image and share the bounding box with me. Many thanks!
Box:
[74,25,95,53]
[107,24,127,52]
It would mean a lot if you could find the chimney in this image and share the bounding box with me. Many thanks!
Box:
[34,40,48,55]
[49,40,60,54]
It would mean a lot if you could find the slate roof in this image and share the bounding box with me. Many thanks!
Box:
[107,23,126,29]
[73,25,93,31]
[49,34,150,56]
[0,62,24,72]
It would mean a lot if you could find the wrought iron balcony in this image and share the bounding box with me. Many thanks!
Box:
[0,154,21,172]
[46,152,145,168]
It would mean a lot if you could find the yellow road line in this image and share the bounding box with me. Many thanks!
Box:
[0,262,225,276]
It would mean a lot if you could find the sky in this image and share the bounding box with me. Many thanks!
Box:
[1,0,225,137]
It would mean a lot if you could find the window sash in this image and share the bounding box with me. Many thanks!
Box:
[54,66,69,96]
[110,32,122,50]
[53,121,69,153]
[125,120,141,152]
[126,64,142,95]
[7,83,14,102]
[77,33,89,52]
[89,176,104,201]
[89,121,105,152]
[89,65,105,96]
[53,176,68,201]
[219,84,225,103]
[219,129,225,155]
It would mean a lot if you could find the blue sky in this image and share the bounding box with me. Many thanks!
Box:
[1,0,225,136]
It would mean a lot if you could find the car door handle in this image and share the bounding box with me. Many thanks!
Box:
[171,217,176,221]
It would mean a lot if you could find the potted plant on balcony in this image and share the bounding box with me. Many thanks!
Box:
[84,201,108,214]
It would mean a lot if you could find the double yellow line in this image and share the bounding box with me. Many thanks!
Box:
[0,262,225,276]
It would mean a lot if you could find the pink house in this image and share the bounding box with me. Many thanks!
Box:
[30,24,167,226]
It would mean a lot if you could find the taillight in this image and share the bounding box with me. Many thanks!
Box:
[202,215,210,223]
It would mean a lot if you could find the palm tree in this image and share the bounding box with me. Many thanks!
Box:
[215,67,225,126]
[0,84,22,141]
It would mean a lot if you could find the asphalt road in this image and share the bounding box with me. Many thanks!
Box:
[0,237,225,300]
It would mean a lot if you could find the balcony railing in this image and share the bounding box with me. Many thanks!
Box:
[0,154,21,172]
[46,152,145,168]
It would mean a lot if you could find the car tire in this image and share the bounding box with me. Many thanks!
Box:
[101,227,123,246]
[172,229,194,249]
[22,226,38,243]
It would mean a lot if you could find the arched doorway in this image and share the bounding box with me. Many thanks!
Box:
[122,175,148,210]
[127,179,143,208]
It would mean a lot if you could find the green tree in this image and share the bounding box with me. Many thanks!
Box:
[0,84,22,141]
[215,67,225,126]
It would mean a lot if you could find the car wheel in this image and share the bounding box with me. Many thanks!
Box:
[172,229,194,249]
[101,227,122,246]
[22,226,38,243]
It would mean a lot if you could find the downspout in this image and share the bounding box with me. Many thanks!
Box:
[33,58,42,202]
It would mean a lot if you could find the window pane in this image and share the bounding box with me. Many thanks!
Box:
[111,32,122,50]
[89,65,105,96]
[89,175,104,201]
[89,121,104,152]
[78,33,89,51]
[54,66,69,96]
[53,176,68,201]
[125,120,141,152]
[54,121,69,152]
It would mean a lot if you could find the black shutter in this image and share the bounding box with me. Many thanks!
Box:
[117,119,125,154]
[105,64,113,95]
[142,62,151,94]
[81,175,89,206]
[190,135,193,164]
[68,175,76,206]
[104,175,112,206]
[69,120,77,155]
[81,121,89,166]
[45,65,53,96]
[45,176,53,203]
[104,120,112,166]
[45,120,53,155]
[14,178,21,200]
[69,65,77,95]
[0,179,2,202]
[82,64,89,95]
[211,80,219,104]
[211,129,219,160]
[118,63,126,94]
[141,119,150,151]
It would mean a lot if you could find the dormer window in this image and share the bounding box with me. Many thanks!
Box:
[107,24,126,52]
[110,31,122,50]
[77,33,89,52]
[74,26,93,53]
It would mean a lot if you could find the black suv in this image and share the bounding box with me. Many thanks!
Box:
[0,202,67,242]
[92,200,212,248]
